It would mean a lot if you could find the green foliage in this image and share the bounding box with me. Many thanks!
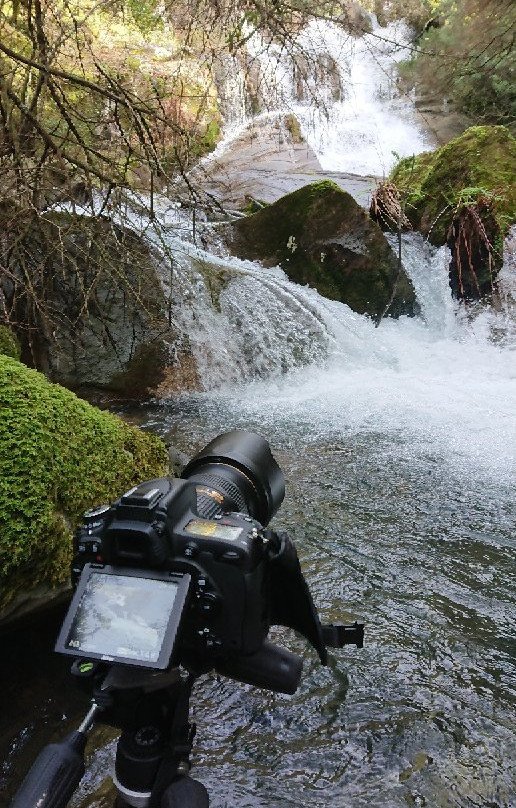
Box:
[0,356,168,614]
[0,326,20,360]
[404,0,515,125]
[127,0,163,35]
[367,0,433,30]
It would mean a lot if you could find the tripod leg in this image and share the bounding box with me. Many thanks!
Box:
[160,776,209,808]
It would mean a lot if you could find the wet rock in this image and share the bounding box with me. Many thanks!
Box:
[190,116,378,210]
[2,211,195,398]
[226,180,419,320]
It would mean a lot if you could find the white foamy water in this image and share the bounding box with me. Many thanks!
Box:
[292,19,433,174]
[212,18,433,176]
[149,225,516,484]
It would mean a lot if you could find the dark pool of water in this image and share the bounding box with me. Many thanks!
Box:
[0,606,88,807]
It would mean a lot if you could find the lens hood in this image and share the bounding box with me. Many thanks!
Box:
[181,431,285,525]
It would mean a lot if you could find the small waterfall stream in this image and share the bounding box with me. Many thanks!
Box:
[213,17,434,175]
[67,187,515,481]
[149,223,516,481]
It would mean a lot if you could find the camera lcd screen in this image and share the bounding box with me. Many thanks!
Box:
[56,566,191,669]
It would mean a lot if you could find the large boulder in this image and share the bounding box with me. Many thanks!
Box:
[0,355,168,626]
[226,181,419,321]
[1,210,198,399]
[388,125,516,299]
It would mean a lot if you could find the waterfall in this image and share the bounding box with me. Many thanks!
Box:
[212,17,434,176]
[127,208,515,480]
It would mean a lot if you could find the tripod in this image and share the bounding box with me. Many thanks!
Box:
[10,630,363,808]
[10,664,209,808]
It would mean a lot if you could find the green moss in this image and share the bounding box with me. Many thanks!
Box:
[231,181,418,319]
[284,114,304,143]
[0,326,21,360]
[0,356,168,614]
[238,180,358,252]
[241,198,269,215]
[390,125,516,245]
[193,259,235,313]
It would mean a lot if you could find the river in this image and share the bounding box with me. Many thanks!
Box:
[93,233,513,808]
[2,14,515,808]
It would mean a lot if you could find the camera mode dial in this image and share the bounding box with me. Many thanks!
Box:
[83,504,110,528]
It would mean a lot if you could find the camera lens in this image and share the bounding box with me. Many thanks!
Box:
[181,431,285,526]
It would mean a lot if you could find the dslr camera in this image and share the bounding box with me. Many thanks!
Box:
[12,431,363,808]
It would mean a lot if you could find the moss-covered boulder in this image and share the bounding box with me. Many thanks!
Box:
[389,126,515,299]
[0,355,168,625]
[0,326,21,360]
[390,126,515,245]
[227,181,419,321]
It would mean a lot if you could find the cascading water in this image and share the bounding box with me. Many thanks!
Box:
[72,187,514,483]
[286,18,434,175]
[147,223,515,484]
[213,17,434,175]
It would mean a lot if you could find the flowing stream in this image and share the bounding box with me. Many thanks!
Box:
[1,14,515,808]
[98,232,514,808]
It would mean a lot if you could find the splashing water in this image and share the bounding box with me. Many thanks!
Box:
[213,18,434,175]
[51,189,516,488]
[104,209,514,490]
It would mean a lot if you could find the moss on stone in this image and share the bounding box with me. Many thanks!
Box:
[390,125,516,246]
[0,326,21,360]
[0,356,168,617]
[230,180,418,319]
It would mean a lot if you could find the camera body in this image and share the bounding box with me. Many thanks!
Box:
[72,476,272,664]
[11,433,364,808]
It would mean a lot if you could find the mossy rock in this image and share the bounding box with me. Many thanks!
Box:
[390,125,516,246]
[0,356,168,623]
[228,180,418,320]
[0,326,21,360]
